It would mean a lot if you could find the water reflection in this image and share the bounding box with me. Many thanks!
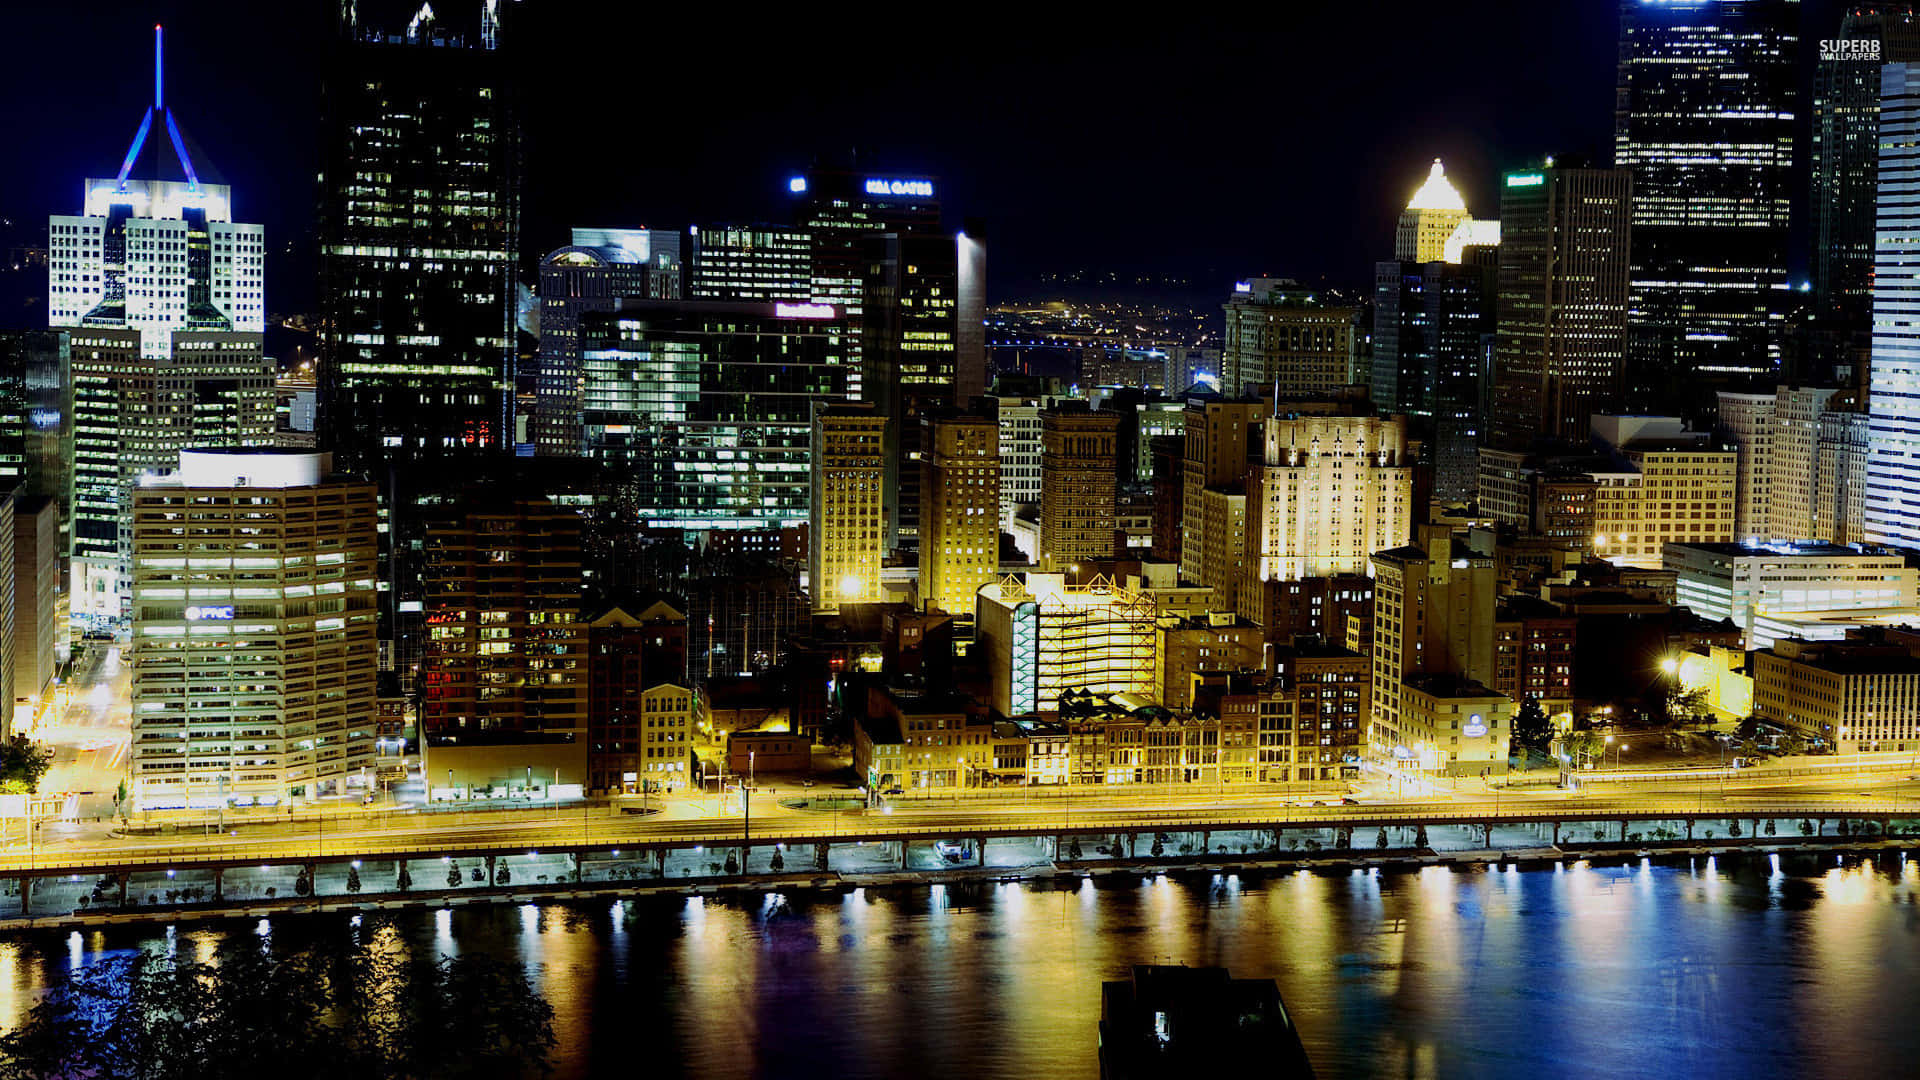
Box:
[0,856,1917,1078]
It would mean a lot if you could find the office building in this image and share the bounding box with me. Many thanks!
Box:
[1811,6,1920,375]
[586,599,690,794]
[1588,416,1738,567]
[534,228,681,456]
[989,395,1045,532]
[128,450,378,809]
[1868,62,1920,547]
[920,413,1000,616]
[319,1,521,467]
[1221,279,1358,397]
[420,490,588,797]
[9,497,57,727]
[1666,541,1920,650]
[0,331,73,541]
[1250,411,1414,583]
[1615,0,1799,395]
[1263,641,1371,782]
[1370,536,1498,763]
[1753,629,1920,753]
[1399,675,1512,777]
[1038,404,1121,572]
[1490,164,1633,446]
[956,230,989,403]
[578,299,852,533]
[1179,399,1266,594]
[976,573,1157,716]
[1492,598,1577,710]
[68,327,274,619]
[1717,385,1841,542]
[1816,407,1871,543]
[687,224,814,303]
[1373,256,1497,499]
[811,403,886,614]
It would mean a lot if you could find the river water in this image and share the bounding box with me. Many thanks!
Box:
[3,852,1918,1078]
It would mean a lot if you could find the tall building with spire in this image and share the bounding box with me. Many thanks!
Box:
[319,0,522,470]
[49,25,274,616]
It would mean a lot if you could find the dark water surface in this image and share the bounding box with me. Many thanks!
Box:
[4,853,1919,1079]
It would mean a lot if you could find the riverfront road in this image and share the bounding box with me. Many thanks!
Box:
[3,774,1918,873]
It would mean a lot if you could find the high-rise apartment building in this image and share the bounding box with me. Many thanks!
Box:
[811,403,886,614]
[128,450,378,809]
[534,228,681,456]
[1221,280,1358,397]
[578,299,852,533]
[1490,164,1632,447]
[1039,405,1121,572]
[1811,6,1920,376]
[319,1,521,467]
[1250,412,1414,583]
[920,413,1000,617]
[1615,0,1799,397]
[1868,62,1920,547]
[420,490,589,796]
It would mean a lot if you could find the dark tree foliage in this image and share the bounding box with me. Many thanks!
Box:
[0,935,556,1080]
[1512,698,1552,752]
[0,735,53,794]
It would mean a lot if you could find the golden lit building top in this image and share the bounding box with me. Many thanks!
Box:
[1395,158,1472,263]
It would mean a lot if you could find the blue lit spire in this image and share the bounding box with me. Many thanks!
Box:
[115,24,199,192]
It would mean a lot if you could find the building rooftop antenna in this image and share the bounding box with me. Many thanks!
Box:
[115,24,199,192]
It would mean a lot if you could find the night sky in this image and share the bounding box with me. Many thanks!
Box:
[0,2,1852,311]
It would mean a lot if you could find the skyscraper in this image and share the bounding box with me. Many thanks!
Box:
[920,412,1001,617]
[1395,160,1472,263]
[578,299,853,533]
[1811,6,1920,377]
[533,229,681,457]
[1250,411,1415,583]
[1615,0,1799,402]
[319,0,521,468]
[1489,163,1633,447]
[1866,62,1920,546]
[50,28,273,615]
[811,402,887,614]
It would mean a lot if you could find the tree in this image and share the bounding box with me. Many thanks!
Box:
[0,736,53,794]
[1512,698,1552,753]
[1666,687,1709,724]
[0,934,556,1080]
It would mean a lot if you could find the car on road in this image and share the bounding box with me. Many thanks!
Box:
[800,779,816,788]
[883,786,903,795]
[1309,801,1327,807]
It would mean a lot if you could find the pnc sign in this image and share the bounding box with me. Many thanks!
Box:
[184,605,235,621]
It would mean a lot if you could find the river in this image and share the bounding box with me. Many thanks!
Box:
[3,852,1918,1078]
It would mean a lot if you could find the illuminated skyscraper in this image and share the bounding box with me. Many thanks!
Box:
[129,450,378,809]
[1811,5,1920,377]
[1394,160,1471,263]
[920,412,1000,616]
[1250,411,1414,583]
[534,229,681,457]
[49,26,273,616]
[1489,163,1632,448]
[1615,0,1798,401]
[811,402,887,614]
[1866,62,1920,546]
[319,0,521,468]
[578,299,852,533]
[1221,280,1358,397]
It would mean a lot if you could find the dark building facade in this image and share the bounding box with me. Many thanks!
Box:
[1811,5,1920,381]
[319,0,522,471]
[1490,164,1633,448]
[1372,257,1496,501]
[1615,0,1799,405]
[534,230,680,457]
